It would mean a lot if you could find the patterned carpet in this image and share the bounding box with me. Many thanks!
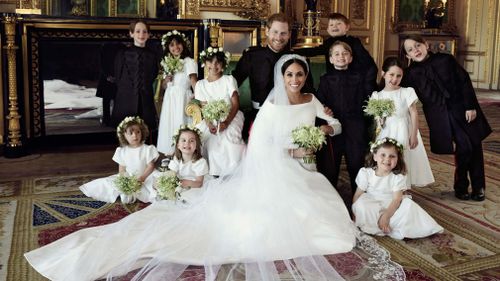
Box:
[0,104,498,281]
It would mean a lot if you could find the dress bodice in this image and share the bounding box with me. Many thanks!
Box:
[112,144,159,176]
[172,57,197,90]
[194,75,239,104]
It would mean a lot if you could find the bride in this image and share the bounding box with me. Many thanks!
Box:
[25,54,405,281]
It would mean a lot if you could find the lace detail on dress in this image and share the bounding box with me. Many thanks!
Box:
[355,232,406,281]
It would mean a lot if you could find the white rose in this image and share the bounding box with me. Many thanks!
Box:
[213,48,218,53]
[207,47,213,52]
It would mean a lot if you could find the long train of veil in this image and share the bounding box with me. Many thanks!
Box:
[25,54,405,281]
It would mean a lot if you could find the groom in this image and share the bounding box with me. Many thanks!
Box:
[233,13,315,137]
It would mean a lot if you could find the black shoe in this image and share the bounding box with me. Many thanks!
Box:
[471,189,485,201]
[455,191,470,200]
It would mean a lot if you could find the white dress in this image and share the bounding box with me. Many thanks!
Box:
[352,167,443,240]
[195,75,245,175]
[157,57,197,155]
[167,156,209,204]
[371,87,435,187]
[79,144,160,203]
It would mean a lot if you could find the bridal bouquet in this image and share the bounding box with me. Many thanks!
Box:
[363,98,395,137]
[114,174,142,195]
[160,55,184,78]
[201,99,230,125]
[291,125,326,164]
[155,170,180,200]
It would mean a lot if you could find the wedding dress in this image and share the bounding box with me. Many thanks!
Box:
[25,54,405,281]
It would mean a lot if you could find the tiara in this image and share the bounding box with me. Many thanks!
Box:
[117,116,144,137]
[172,124,203,146]
[369,137,404,153]
[161,30,192,52]
[199,47,231,67]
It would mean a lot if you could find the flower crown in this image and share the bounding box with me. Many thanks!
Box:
[117,116,144,136]
[370,137,404,153]
[199,46,231,67]
[161,30,192,52]
[172,124,203,146]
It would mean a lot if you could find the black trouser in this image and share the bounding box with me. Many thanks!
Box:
[451,118,486,194]
[331,135,366,195]
[242,108,258,142]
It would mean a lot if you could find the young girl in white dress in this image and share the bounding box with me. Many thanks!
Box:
[195,47,245,176]
[157,30,198,155]
[167,124,209,204]
[80,116,160,203]
[352,137,443,240]
[369,57,434,188]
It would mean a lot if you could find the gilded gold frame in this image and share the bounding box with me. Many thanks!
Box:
[219,26,259,59]
[21,21,198,137]
[392,0,457,33]
[178,0,273,19]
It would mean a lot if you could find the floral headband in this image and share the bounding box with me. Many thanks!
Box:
[117,116,144,137]
[199,46,231,67]
[370,137,404,153]
[161,30,192,52]
[172,124,203,146]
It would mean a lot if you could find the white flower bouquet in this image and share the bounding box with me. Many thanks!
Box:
[363,98,395,137]
[291,125,326,164]
[160,55,184,78]
[201,99,230,125]
[155,170,180,200]
[114,174,142,195]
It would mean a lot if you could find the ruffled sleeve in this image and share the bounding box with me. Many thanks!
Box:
[391,173,407,192]
[194,81,207,102]
[112,147,125,166]
[191,158,209,176]
[184,57,198,77]
[370,91,380,100]
[226,75,239,97]
[355,167,369,191]
[168,156,181,172]
[144,145,160,164]
[403,87,418,108]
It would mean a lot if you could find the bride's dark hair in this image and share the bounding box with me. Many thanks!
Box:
[281,57,308,75]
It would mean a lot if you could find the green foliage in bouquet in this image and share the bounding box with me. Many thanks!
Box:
[201,99,230,123]
[114,175,142,195]
[363,98,395,118]
[292,125,326,152]
[160,55,184,78]
[156,170,180,200]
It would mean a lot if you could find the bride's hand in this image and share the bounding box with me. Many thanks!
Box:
[291,148,314,158]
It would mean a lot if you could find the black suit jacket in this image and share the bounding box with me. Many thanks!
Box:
[403,53,491,154]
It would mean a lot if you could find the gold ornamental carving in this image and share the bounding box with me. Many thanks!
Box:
[234,0,270,20]
[180,0,269,19]
[2,14,23,148]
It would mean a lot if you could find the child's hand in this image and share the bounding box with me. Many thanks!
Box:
[409,133,418,149]
[378,213,392,234]
[218,121,229,132]
[137,175,146,183]
[208,123,217,134]
[465,109,477,123]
